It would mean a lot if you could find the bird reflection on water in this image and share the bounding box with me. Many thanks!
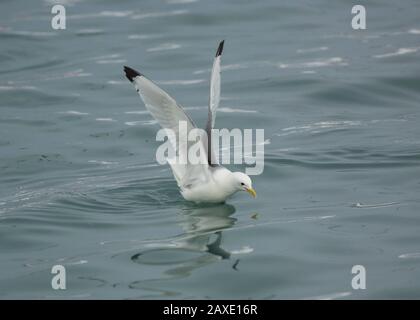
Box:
[128,204,246,295]
[131,204,242,273]
[176,204,236,260]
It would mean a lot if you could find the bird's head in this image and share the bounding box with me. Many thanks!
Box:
[232,172,256,198]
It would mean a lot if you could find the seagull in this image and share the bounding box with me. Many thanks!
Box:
[123,40,256,203]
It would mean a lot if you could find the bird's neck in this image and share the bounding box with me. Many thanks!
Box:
[212,168,237,194]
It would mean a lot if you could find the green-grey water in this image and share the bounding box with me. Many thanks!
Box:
[1,0,420,299]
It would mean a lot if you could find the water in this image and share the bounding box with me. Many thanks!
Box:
[1,0,420,299]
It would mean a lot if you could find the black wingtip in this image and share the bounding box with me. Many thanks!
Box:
[215,40,225,57]
[124,66,142,82]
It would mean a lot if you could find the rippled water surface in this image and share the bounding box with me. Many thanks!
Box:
[1,0,420,299]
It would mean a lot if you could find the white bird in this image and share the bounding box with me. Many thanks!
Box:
[124,40,256,203]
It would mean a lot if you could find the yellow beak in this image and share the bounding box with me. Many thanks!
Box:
[245,187,257,198]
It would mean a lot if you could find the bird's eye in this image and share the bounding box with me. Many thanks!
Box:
[240,182,245,186]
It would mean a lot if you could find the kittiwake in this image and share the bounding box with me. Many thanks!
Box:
[124,40,256,203]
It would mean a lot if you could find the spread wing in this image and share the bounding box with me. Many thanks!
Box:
[124,66,209,187]
[206,40,224,165]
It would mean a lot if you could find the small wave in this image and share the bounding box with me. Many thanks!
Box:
[183,106,206,111]
[125,120,157,126]
[218,107,258,113]
[147,43,181,52]
[92,54,121,60]
[42,69,91,81]
[398,252,420,259]
[352,202,399,209]
[44,293,92,299]
[222,64,249,71]
[156,79,206,85]
[373,47,420,58]
[57,110,89,115]
[95,59,127,64]
[0,27,56,38]
[131,10,188,20]
[277,121,362,137]
[282,121,362,131]
[69,10,134,19]
[107,80,126,85]
[95,11,133,18]
[66,259,88,266]
[75,29,104,36]
[0,85,37,91]
[231,246,254,254]
[124,110,149,115]
[408,29,420,34]
[407,29,420,34]
[230,215,336,233]
[305,291,352,300]
[95,118,116,122]
[276,119,407,137]
[88,160,118,165]
[127,34,160,40]
[297,46,329,54]
[278,57,347,69]
[323,33,380,40]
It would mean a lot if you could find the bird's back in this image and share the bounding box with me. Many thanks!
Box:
[180,166,237,203]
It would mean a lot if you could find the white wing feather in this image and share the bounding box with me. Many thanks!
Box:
[206,40,224,165]
[209,51,222,127]
[124,66,209,187]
